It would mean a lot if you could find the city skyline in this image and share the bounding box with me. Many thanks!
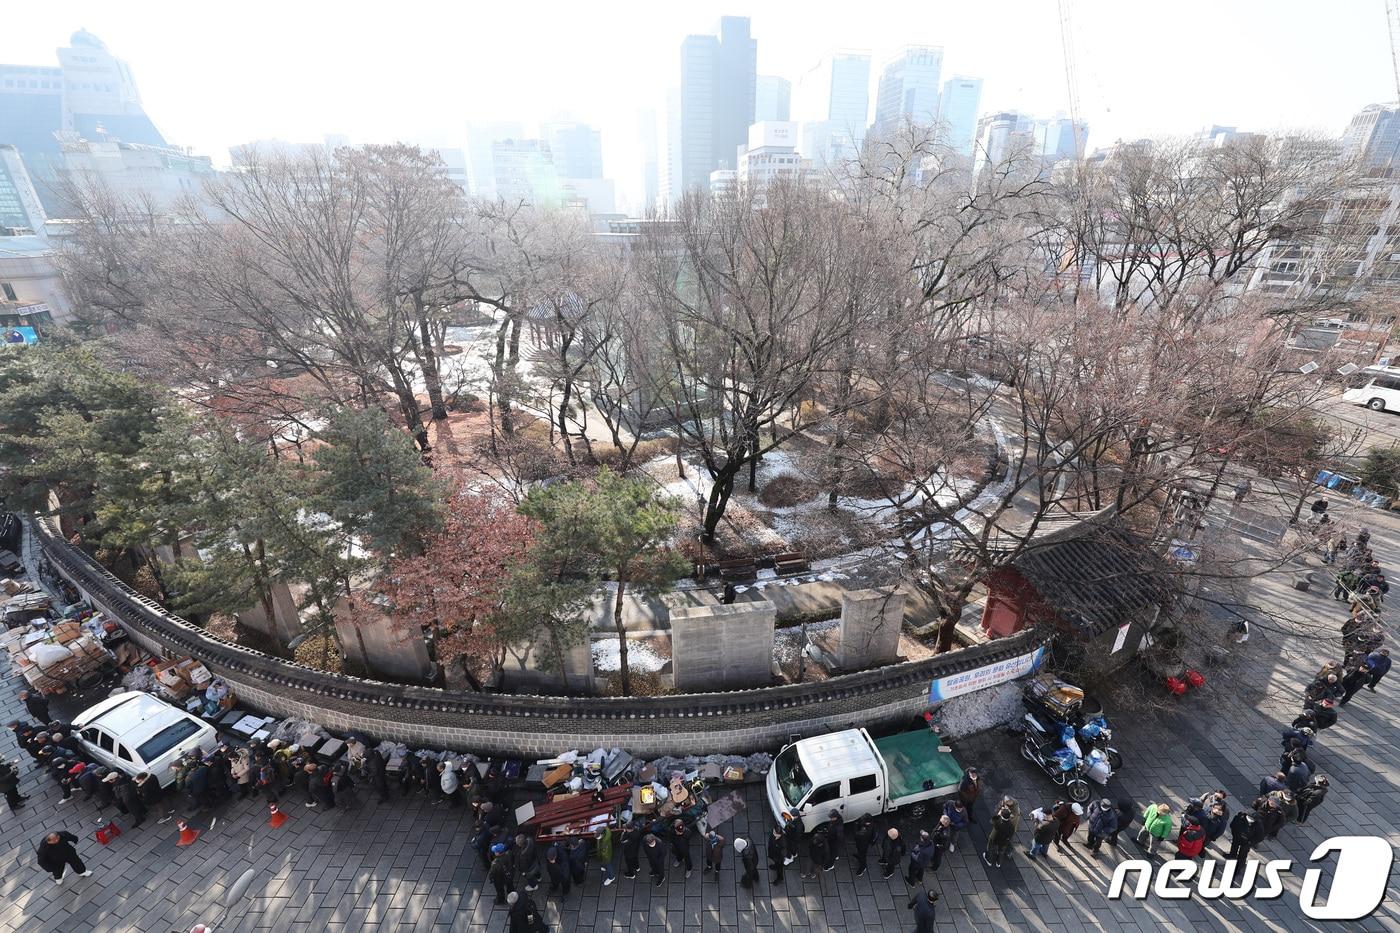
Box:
[4,1,1395,212]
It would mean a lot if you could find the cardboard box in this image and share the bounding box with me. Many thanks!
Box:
[176,657,212,686]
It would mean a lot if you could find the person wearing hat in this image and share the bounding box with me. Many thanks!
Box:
[594,824,615,887]
[879,826,905,879]
[1295,775,1329,824]
[0,756,26,811]
[111,771,145,827]
[487,841,514,905]
[982,801,1018,867]
[565,834,589,887]
[618,820,641,880]
[957,767,983,823]
[1227,809,1263,861]
[544,841,570,897]
[1027,807,1060,859]
[644,832,667,887]
[1137,803,1174,856]
[670,818,694,878]
[1085,799,1117,854]
[734,837,758,888]
[906,887,940,933]
[929,815,953,873]
[766,826,786,885]
[851,814,876,877]
[134,770,172,824]
[1053,800,1083,847]
[36,830,90,885]
[17,690,49,724]
[1340,662,1372,706]
[702,828,726,877]
[941,798,969,852]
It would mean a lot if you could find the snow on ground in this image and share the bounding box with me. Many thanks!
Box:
[772,617,841,664]
[591,636,670,673]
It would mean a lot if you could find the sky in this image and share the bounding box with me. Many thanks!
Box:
[6,0,1395,212]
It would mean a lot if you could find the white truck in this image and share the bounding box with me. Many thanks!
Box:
[767,727,965,832]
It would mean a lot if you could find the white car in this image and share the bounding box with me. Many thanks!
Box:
[72,692,218,787]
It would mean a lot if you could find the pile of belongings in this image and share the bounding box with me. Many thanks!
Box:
[5,620,110,693]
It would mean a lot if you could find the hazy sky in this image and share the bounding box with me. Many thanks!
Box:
[6,1,1394,211]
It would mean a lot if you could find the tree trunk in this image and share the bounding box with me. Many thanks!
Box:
[388,365,431,451]
[414,296,449,421]
[614,576,631,696]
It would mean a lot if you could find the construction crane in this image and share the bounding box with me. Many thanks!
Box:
[1388,0,1400,101]
[1058,0,1082,152]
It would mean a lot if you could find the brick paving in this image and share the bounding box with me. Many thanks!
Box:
[0,508,1397,931]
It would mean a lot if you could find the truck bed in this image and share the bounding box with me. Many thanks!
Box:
[873,730,963,805]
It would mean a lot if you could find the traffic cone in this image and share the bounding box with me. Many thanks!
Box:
[268,803,288,829]
[176,819,201,846]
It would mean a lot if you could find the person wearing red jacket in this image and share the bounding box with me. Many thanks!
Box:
[1175,816,1207,858]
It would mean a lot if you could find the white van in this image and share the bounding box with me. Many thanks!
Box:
[1342,367,1400,412]
[72,691,219,787]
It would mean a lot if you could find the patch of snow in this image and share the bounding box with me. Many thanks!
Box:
[591,637,669,673]
[772,617,841,664]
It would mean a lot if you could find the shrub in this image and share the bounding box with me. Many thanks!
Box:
[759,472,818,507]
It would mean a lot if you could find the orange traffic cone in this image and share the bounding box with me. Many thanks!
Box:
[268,803,288,829]
[176,819,201,846]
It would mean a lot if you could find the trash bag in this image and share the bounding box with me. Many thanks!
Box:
[1051,747,1079,772]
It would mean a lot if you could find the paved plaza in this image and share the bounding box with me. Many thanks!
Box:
[0,507,1397,932]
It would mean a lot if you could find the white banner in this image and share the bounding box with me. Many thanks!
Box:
[928,646,1046,703]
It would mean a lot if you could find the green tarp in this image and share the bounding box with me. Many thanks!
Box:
[873,730,964,803]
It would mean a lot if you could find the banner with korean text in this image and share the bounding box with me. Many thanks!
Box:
[928,646,1047,703]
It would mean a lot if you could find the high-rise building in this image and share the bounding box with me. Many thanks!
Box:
[431,147,470,195]
[543,122,604,180]
[0,30,169,214]
[1342,104,1400,168]
[872,46,943,137]
[755,75,791,122]
[973,111,1034,171]
[491,138,561,206]
[677,16,756,198]
[466,121,524,198]
[0,146,47,234]
[1032,115,1088,163]
[638,109,660,213]
[793,51,871,170]
[938,76,982,157]
[737,121,807,199]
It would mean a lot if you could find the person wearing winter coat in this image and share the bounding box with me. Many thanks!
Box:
[36,831,89,883]
[942,799,970,852]
[1228,810,1263,861]
[996,796,1022,830]
[1340,665,1371,706]
[1252,796,1286,842]
[1027,808,1059,859]
[958,767,983,822]
[700,829,725,876]
[230,750,253,800]
[1175,817,1207,859]
[306,764,335,810]
[907,888,940,933]
[1110,797,1136,847]
[824,810,844,863]
[781,812,803,868]
[983,802,1018,867]
[545,842,570,897]
[1259,771,1288,795]
[1296,776,1329,824]
[1085,799,1119,855]
[439,761,461,806]
[644,833,668,887]
[19,690,50,724]
[595,826,615,886]
[1286,759,1312,794]
[766,827,785,886]
[514,834,541,891]
[805,824,831,879]
[1052,801,1082,847]
[111,773,146,827]
[929,817,952,873]
[487,843,514,905]
[852,815,875,877]
[670,819,694,877]
[366,749,390,803]
[1137,803,1174,855]
[879,827,906,879]
[1201,803,1230,845]
[619,822,641,880]
[566,835,589,887]
[735,837,759,888]
[1272,791,1299,833]
[1365,649,1392,691]
[0,758,26,811]
[905,830,934,885]
[506,890,547,933]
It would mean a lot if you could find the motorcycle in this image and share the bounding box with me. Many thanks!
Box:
[1018,708,1121,804]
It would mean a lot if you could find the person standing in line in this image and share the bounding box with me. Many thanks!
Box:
[907,888,939,933]
[1052,801,1082,848]
[735,837,759,889]
[1340,664,1370,706]
[807,823,832,877]
[670,819,694,878]
[781,812,803,868]
[879,827,906,880]
[1109,796,1135,848]
[487,843,513,906]
[1295,776,1329,824]
[851,815,875,877]
[906,830,933,885]
[0,757,27,811]
[1227,810,1262,862]
[1027,808,1059,859]
[929,816,952,874]
[958,768,983,824]
[644,833,667,887]
[767,826,786,886]
[1366,649,1392,691]
[111,772,145,827]
[1137,803,1173,856]
[18,690,49,724]
[36,831,90,884]
[514,833,541,892]
[1085,799,1118,856]
[544,842,570,898]
[825,810,844,865]
[619,821,641,880]
[595,826,615,887]
[702,829,725,877]
[982,802,1017,868]
[566,835,589,890]
[942,799,970,852]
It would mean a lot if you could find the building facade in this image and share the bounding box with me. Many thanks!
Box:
[491,138,561,206]
[1342,104,1400,168]
[938,76,983,157]
[677,17,756,198]
[0,145,47,233]
[755,75,791,122]
[974,110,1034,171]
[872,46,943,138]
[793,51,871,171]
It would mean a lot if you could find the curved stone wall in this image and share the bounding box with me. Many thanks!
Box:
[30,518,1043,757]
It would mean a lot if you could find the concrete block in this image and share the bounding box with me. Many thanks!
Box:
[670,600,777,691]
[836,588,905,670]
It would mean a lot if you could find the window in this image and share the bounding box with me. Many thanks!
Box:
[806,782,841,807]
[849,774,879,794]
[774,746,812,808]
[81,727,100,745]
[117,744,133,762]
[136,719,202,763]
[96,730,115,753]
